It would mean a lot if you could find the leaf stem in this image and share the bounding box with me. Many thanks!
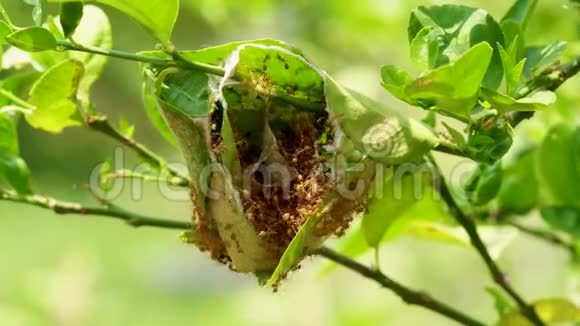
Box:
[85,114,190,184]
[428,155,545,326]
[0,189,192,230]
[0,3,15,28]
[57,40,174,66]
[0,89,35,110]
[315,246,487,326]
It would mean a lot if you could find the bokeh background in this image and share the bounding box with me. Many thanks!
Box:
[1,0,579,325]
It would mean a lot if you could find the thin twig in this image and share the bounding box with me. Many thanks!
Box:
[0,190,192,230]
[85,114,190,184]
[57,40,326,112]
[428,156,545,326]
[102,169,190,188]
[315,246,487,326]
[509,56,580,127]
[508,221,577,259]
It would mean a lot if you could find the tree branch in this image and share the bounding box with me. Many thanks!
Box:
[315,246,487,326]
[428,156,545,326]
[0,190,192,230]
[509,56,580,127]
[508,221,577,259]
[85,114,190,184]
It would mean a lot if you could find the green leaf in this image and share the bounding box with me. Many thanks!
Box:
[466,121,514,164]
[442,122,466,148]
[362,166,433,246]
[6,26,56,52]
[408,5,505,89]
[501,0,538,29]
[405,42,493,117]
[486,287,515,318]
[141,39,304,66]
[467,162,503,206]
[141,75,177,147]
[406,222,468,246]
[533,298,580,323]
[59,2,83,38]
[0,20,12,45]
[380,64,416,105]
[156,69,211,118]
[541,207,580,238]
[523,42,567,78]
[48,0,178,43]
[498,148,539,214]
[409,26,445,70]
[33,6,112,111]
[325,77,439,164]
[499,298,580,325]
[118,115,134,138]
[26,60,84,133]
[0,154,33,195]
[480,88,555,114]
[0,114,33,195]
[498,42,526,96]
[574,127,580,178]
[500,20,525,61]
[266,203,330,286]
[536,124,580,206]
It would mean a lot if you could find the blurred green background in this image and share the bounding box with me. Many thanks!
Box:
[1,0,579,325]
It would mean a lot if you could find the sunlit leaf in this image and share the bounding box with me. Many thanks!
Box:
[362,165,434,246]
[326,77,439,164]
[266,204,329,286]
[48,0,178,43]
[499,298,580,325]
[6,26,56,52]
[26,60,84,133]
[409,26,445,70]
[380,65,416,105]
[498,42,526,96]
[408,5,505,89]
[406,42,493,117]
[480,88,555,114]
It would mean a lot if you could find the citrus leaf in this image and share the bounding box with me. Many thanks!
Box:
[380,64,416,105]
[406,42,493,117]
[541,206,580,238]
[498,42,526,96]
[266,203,329,286]
[6,27,56,52]
[59,2,83,38]
[486,287,515,318]
[362,165,433,246]
[0,20,12,45]
[0,114,33,195]
[141,75,177,147]
[501,0,538,29]
[156,69,211,118]
[325,77,439,164]
[480,88,555,114]
[26,60,84,133]
[536,124,580,206]
[408,5,505,89]
[499,298,580,325]
[409,26,445,70]
[47,0,178,43]
[498,148,539,214]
